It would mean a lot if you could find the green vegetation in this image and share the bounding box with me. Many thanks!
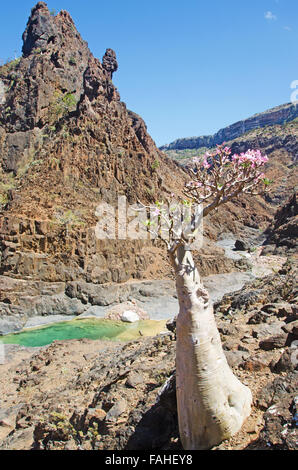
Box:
[32,47,43,55]
[51,208,85,234]
[49,90,78,123]
[164,147,209,163]
[0,171,17,207]
[16,148,43,178]
[151,159,160,171]
[0,193,8,207]
[0,57,21,78]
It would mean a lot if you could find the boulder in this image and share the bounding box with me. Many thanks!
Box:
[234,239,251,251]
[77,305,106,318]
[126,371,144,388]
[270,347,298,373]
[121,311,140,323]
[259,334,287,351]
[252,321,285,339]
[256,395,298,449]
[256,372,298,410]
[105,399,127,422]
[105,300,149,322]
[224,350,249,368]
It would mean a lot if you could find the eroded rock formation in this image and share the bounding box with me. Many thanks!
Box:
[0,2,189,327]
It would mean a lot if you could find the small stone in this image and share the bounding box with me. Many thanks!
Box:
[94,408,106,420]
[105,399,127,422]
[64,439,77,450]
[238,345,250,352]
[248,311,271,325]
[241,352,272,371]
[282,320,298,336]
[225,350,249,368]
[241,335,255,344]
[126,371,143,389]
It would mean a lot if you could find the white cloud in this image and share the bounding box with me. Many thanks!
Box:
[265,11,277,21]
[284,26,292,31]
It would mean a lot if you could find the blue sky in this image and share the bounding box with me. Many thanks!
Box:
[0,0,297,146]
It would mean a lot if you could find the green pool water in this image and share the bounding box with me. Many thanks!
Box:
[0,318,167,348]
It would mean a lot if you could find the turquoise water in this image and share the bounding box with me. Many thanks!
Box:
[0,318,166,347]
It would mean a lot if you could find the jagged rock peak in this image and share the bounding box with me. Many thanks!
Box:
[22,2,56,56]
[22,2,77,57]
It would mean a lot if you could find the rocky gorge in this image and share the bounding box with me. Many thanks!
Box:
[0,1,253,333]
[0,257,297,450]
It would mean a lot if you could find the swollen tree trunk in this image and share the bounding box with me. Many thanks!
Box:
[169,245,252,450]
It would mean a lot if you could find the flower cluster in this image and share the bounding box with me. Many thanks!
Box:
[184,144,270,216]
[141,144,270,247]
[232,149,268,168]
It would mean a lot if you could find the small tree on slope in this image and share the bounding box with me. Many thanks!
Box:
[142,145,269,450]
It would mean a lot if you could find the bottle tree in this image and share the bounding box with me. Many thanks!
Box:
[143,145,269,450]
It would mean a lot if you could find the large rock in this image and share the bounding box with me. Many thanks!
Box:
[0,294,87,318]
[0,317,23,336]
[252,322,286,339]
[262,192,298,255]
[121,310,140,323]
[105,300,148,322]
[259,334,287,351]
[234,239,251,251]
[256,372,298,410]
[255,395,298,450]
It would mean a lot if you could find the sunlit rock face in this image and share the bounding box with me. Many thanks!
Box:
[160,102,298,151]
[0,2,187,327]
[0,80,5,105]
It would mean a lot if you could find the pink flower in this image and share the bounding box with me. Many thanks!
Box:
[202,159,210,169]
[231,149,268,168]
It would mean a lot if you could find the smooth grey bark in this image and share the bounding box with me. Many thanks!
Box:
[169,245,252,450]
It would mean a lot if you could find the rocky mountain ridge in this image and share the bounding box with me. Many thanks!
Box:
[0,3,247,333]
[0,3,185,282]
[160,102,298,151]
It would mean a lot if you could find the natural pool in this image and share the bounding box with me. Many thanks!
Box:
[0,318,167,348]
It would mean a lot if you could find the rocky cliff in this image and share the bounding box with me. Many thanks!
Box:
[1,3,244,333]
[262,192,298,256]
[160,103,298,151]
[0,2,189,326]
